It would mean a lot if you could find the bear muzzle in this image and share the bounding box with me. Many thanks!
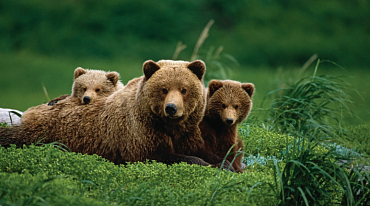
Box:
[226,118,234,125]
[83,96,91,104]
[222,108,237,126]
[165,103,177,116]
[164,103,183,119]
[164,91,184,119]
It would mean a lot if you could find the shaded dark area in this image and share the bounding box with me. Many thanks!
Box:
[0,0,369,67]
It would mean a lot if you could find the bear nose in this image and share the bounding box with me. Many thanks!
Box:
[83,96,91,104]
[165,103,177,116]
[226,118,234,125]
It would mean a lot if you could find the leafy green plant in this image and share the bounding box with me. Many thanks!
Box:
[253,122,370,206]
[340,166,370,205]
[265,60,353,139]
[270,137,349,205]
[246,60,368,205]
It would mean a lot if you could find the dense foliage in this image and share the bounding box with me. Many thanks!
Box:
[0,0,369,67]
[0,144,278,205]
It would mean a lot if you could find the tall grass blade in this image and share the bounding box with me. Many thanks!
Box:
[42,83,51,102]
[191,19,214,61]
[297,187,309,206]
[172,41,187,60]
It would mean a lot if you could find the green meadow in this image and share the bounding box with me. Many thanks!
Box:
[1,0,369,205]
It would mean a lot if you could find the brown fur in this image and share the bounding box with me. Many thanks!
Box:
[199,80,254,173]
[47,95,71,106]
[0,126,22,147]
[47,67,124,106]
[1,60,232,170]
[22,67,124,126]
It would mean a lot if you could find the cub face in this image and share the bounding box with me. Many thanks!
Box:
[206,80,254,126]
[142,60,206,122]
[72,67,123,104]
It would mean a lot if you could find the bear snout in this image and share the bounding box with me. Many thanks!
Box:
[165,103,177,116]
[163,90,184,119]
[226,118,234,125]
[83,96,91,104]
[222,108,237,126]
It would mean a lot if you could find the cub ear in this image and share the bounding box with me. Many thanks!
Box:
[187,60,206,80]
[106,71,120,86]
[242,83,255,98]
[74,67,87,79]
[208,80,223,97]
[143,60,161,80]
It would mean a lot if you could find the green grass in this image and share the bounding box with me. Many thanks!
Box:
[239,123,294,158]
[238,120,370,205]
[337,124,370,155]
[1,112,370,205]
[244,64,370,205]
[265,60,353,136]
[1,124,369,205]
[0,144,278,205]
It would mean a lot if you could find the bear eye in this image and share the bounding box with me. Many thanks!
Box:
[235,105,239,109]
[222,104,226,109]
[181,89,187,94]
[95,88,100,92]
[162,88,168,94]
[83,88,87,92]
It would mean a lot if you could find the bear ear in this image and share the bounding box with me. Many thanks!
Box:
[143,60,161,80]
[106,72,120,85]
[187,60,206,80]
[74,67,87,79]
[242,83,255,98]
[208,80,223,97]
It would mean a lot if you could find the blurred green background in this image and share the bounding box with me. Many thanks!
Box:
[0,0,369,125]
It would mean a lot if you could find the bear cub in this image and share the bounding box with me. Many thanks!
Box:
[200,80,254,173]
[21,67,124,127]
[48,67,124,105]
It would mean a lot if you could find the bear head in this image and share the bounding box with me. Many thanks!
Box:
[206,80,254,126]
[72,67,123,104]
[140,60,206,123]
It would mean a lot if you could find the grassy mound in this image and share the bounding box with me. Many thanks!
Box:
[0,144,278,205]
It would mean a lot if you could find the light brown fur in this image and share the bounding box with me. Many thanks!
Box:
[199,80,254,173]
[47,67,124,106]
[22,67,124,126]
[2,60,232,170]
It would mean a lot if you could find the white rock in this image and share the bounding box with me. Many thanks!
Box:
[0,108,23,126]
